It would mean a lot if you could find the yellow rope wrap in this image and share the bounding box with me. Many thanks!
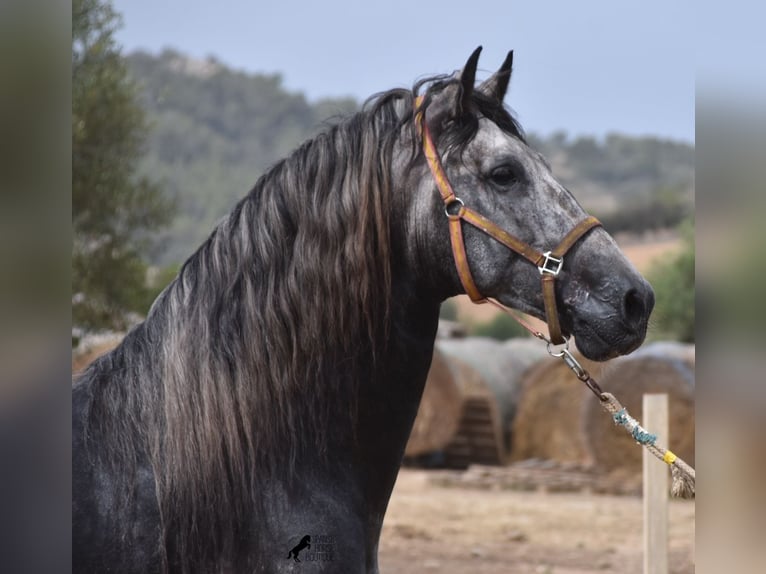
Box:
[663,450,678,465]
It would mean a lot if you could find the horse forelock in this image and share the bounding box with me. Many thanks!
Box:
[412,74,526,154]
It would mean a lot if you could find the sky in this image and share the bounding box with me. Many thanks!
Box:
[112,0,698,143]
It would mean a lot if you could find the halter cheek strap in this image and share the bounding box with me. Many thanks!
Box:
[415,98,601,344]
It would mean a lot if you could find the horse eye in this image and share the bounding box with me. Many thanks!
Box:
[489,166,519,188]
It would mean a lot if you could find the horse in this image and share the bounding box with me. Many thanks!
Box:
[72,47,654,573]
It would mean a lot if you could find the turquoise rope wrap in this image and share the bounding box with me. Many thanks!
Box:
[631,426,657,446]
[612,408,657,446]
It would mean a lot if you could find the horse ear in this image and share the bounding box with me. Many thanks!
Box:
[478,50,514,103]
[454,46,482,116]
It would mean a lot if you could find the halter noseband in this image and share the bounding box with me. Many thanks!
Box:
[415,98,601,344]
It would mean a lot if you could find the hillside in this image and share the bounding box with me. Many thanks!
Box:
[127,49,358,264]
[127,50,694,265]
[526,132,694,215]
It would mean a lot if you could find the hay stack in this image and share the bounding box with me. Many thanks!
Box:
[502,337,549,370]
[437,337,545,422]
[437,337,541,452]
[405,347,463,457]
[440,355,506,467]
[510,350,608,465]
[635,340,695,364]
[582,350,695,473]
[406,337,539,467]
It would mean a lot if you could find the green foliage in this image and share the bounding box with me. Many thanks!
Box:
[527,132,694,228]
[646,219,695,342]
[439,299,459,321]
[527,132,694,197]
[471,314,530,341]
[137,263,182,312]
[595,185,692,235]
[72,0,174,331]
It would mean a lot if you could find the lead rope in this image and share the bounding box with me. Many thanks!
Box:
[483,299,696,499]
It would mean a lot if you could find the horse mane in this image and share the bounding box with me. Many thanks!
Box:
[77,74,524,571]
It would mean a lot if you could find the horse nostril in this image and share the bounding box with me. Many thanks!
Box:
[623,288,646,328]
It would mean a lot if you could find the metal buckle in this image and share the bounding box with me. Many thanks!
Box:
[538,251,563,276]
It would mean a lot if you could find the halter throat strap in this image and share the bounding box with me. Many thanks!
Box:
[415,98,601,344]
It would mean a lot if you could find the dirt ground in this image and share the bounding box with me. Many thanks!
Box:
[378,469,695,574]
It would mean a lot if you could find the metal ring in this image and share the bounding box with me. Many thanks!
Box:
[546,336,570,357]
[444,197,465,219]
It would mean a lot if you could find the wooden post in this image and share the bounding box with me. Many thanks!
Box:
[643,393,669,574]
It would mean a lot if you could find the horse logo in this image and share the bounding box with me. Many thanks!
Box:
[287,535,311,562]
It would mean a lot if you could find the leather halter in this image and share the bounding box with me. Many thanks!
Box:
[415,98,601,344]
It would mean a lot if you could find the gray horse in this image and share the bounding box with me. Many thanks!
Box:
[72,47,653,573]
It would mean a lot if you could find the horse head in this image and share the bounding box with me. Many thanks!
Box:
[405,47,654,361]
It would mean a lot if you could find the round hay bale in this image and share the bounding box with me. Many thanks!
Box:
[510,350,608,464]
[635,341,695,364]
[405,347,463,457]
[439,355,505,467]
[443,352,490,397]
[502,338,549,373]
[582,351,695,474]
[634,341,695,385]
[437,337,537,451]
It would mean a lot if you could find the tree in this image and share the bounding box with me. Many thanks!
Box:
[72,0,173,331]
[471,313,530,341]
[439,299,459,321]
[647,219,695,342]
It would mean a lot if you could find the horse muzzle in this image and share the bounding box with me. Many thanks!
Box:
[563,273,655,361]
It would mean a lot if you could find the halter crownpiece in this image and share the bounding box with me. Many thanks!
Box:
[414,96,601,344]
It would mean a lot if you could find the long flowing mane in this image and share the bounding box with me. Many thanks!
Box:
[76,75,525,570]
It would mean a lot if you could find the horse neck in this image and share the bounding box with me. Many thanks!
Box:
[350,276,441,513]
